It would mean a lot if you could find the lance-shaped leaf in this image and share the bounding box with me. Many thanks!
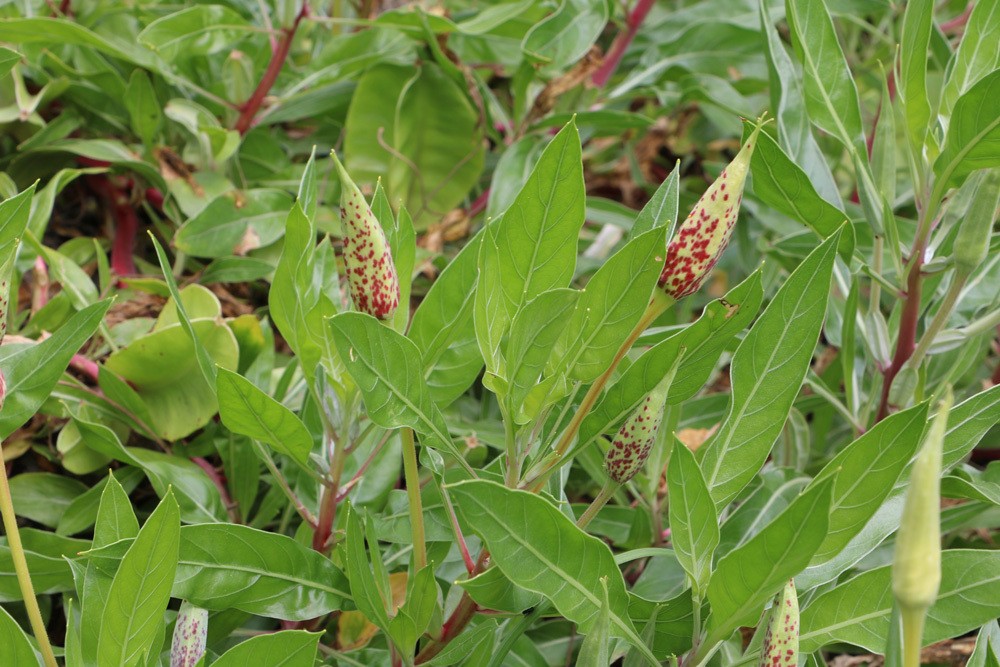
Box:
[329,312,474,475]
[934,69,1000,190]
[0,184,36,346]
[668,439,719,596]
[700,230,840,508]
[449,480,659,665]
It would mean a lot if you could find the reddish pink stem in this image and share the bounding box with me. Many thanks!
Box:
[193,457,241,523]
[468,188,491,219]
[69,354,99,383]
[591,0,655,88]
[233,2,309,135]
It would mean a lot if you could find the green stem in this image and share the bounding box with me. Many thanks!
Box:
[900,606,926,667]
[529,293,672,491]
[401,428,427,570]
[487,605,546,667]
[0,455,59,667]
[576,480,619,529]
[908,272,967,371]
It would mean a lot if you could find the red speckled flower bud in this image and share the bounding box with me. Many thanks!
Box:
[759,579,799,667]
[331,152,400,320]
[658,121,763,299]
[604,376,671,484]
[170,601,208,667]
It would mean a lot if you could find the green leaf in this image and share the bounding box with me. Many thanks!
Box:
[576,578,612,667]
[57,468,143,538]
[0,184,35,322]
[667,439,718,596]
[344,506,391,631]
[0,46,19,78]
[744,124,852,256]
[0,299,112,439]
[899,0,933,161]
[549,228,665,383]
[94,472,140,548]
[138,5,253,62]
[700,231,839,507]
[808,402,929,564]
[124,69,161,148]
[628,592,695,660]
[449,480,658,665]
[408,234,483,406]
[0,529,88,600]
[933,69,1000,190]
[942,384,1000,469]
[329,312,474,475]
[343,63,484,230]
[269,203,336,380]
[175,524,348,621]
[939,0,1000,125]
[522,0,609,70]
[0,18,159,69]
[580,272,763,450]
[8,472,86,528]
[175,190,293,258]
[630,162,680,241]
[0,605,36,666]
[210,631,320,667]
[474,120,585,372]
[784,0,864,151]
[797,550,1000,655]
[706,479,832,641]
[456,565,542,614]
[104,318,239,441]
[70,410,226,523]
[85,524,349,621]
[504,288,579,419]
[97,490,179,667]
[216,368,312,465]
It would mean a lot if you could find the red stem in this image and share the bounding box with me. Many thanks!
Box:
[233,3,309,135]
[193,457,240,523]
[940,2,973,34]
[591,0,655,88]
[875,243,924,422]
[414,551,490,664]
[85,173,138,278]
[468,188,491,219]
[69,354,99,383]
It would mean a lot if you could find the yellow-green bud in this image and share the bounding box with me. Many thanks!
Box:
[892,387,952,611]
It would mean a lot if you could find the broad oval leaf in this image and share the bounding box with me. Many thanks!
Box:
[211,630,321,667]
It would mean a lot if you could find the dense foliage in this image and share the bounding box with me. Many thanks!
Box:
[0,1,998,666]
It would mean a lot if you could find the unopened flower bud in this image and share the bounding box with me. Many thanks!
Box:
[658,120,763,299]
[170,601,208,667]
[604,375,672,484]
[331,151,400,320]
[759,579,798,667]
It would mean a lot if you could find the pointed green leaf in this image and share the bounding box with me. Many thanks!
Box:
[449,480,658,666]
[934,69,1000,190]
[211,631,320,667]
[97,491,180,667]
[667,439,718,596]
[700,231,840,507]
[329,311,474,474]
[0,605,36,666]
[216,368,312,464]
[706,479,832,641]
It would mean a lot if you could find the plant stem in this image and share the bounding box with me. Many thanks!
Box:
[401,427,427,570]
[575,480,618,529]
[0,456,59,667]
[414,551,490,664]
[529,293,672,490]
[876,236,925,422]
[233,1,309,135]
[253,440,317,527]
[192,456,240,523]
[900,607,926,667]
[907,273,967,372]
[591,0,656,88]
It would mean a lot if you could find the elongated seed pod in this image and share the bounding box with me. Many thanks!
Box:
[331,151,400,320]
[170,601,208,667]
[759,579,799,667]
[658,121,764,299]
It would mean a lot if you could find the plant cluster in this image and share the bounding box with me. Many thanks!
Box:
[0,1,998,667]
